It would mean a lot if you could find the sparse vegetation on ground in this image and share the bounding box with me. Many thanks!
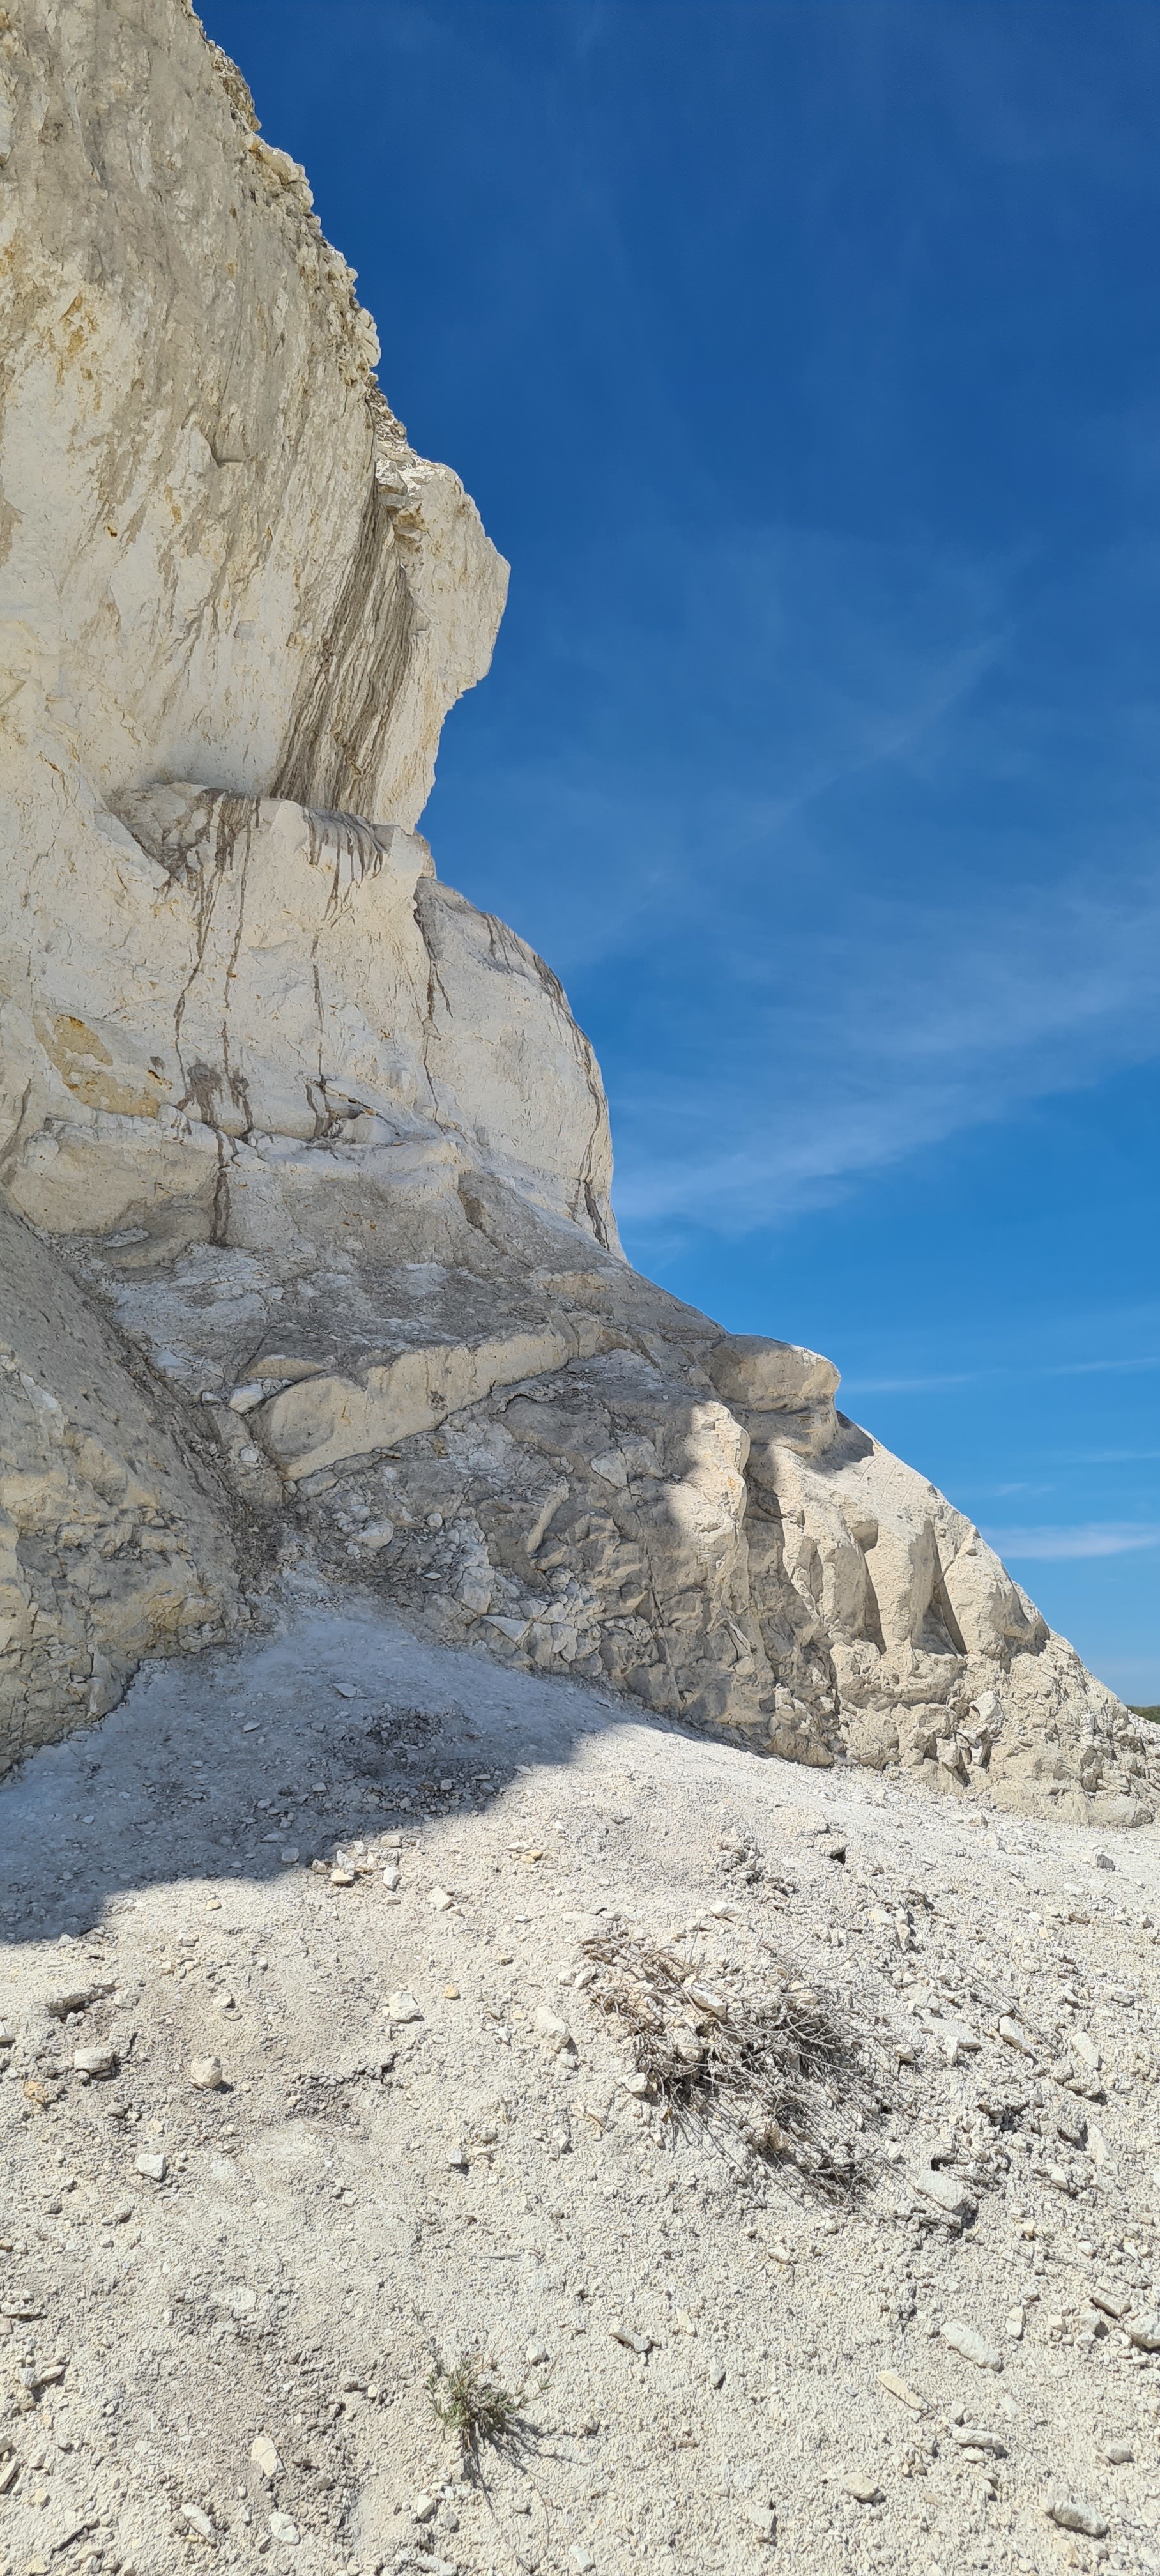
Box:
[425,2354,524,2458]
[579,1925,881,2193]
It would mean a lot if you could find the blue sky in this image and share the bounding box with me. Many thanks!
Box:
[202,0,1160,1702]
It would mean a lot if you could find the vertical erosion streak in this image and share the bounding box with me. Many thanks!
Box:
[302,808,400,1133]
[169,791,255,1080]
[219,795,255,1140]
[273,477,415,815]
[410,880,454,1121]
[164,793,256,1246]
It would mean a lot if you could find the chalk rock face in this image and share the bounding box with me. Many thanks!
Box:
[1,2,505,830]
[0,0,512,1236]
[0,1204,234,1770]
[0,781,615,1251]
[0,0,1151,1825]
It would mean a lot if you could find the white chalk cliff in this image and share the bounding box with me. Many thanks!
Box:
[0,0,1152,1825]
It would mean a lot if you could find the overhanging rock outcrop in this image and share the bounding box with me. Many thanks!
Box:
[0,0,1152,1823]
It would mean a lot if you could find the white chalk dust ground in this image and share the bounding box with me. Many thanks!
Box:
[1,1604,1160,2576]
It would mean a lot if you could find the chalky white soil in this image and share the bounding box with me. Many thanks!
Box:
[1,1606,1159,2576]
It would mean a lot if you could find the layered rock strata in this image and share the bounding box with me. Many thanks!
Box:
[0,0,1152,1822]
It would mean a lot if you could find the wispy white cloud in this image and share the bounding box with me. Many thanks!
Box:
[610,854,1160,1229]
[1051,1449,1160,1466]
[439,512,1160,1242]
[983,1523,1160,1561]
[1044,1356,1160,1379]
[841,1358,1160,1399]
[843,1371,981,1396]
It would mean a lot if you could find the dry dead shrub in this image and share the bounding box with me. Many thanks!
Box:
[580,1928,880,2196]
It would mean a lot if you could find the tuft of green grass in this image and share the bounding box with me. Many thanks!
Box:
[425,2354,522,2456]
[1129,1706,1160,1724]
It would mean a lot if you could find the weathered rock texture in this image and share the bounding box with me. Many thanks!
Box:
[0,0,1152,1823]
[0,1201,234,1767]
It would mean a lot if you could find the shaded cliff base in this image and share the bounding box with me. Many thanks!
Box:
[2,1163,1154,1830]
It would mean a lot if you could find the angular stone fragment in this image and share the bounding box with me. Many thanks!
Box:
[876,2368,927,2414]
[228,1383,268,1414]
[46,1984,112,2019]
[910,2164,972,2221]
[73,2044,115,2076]
[1091,2287,1132,2321]
[1046,2501,1110,2538]
[942,2319,1002,2370]
[533,2005,572,2051]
